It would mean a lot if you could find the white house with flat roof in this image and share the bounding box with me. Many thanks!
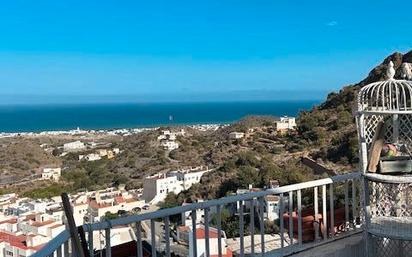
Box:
[161,140,179,151]
[229,132,245,139]
[142,167,211,204]
[41,168,61,181]
[63,141,85,152]
[177,225,231,257]
[274,116,296,131]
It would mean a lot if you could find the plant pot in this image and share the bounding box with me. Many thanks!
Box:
[283,208,322,242]
[283,207,347,242]
[379,156,412,174]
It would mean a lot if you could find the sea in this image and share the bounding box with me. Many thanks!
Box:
[0,101,319,133]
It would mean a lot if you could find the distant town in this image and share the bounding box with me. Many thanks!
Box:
[0,117,300,256]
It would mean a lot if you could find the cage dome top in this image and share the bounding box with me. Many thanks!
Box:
[358,61,412,113]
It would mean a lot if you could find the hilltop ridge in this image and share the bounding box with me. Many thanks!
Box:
[296,50,412,167]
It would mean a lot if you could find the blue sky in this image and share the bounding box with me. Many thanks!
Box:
[0,0,411,103]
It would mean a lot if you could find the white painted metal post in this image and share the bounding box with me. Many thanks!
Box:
[239,201,244,257]
[279,193,285,248]
[164,217,171,257]
[288,191,294,245]
[322,185,327,240]
[151,220,156,257]
[329,184,335,238]
[250,199,255,256]
[314,187,319,241]
[192,210,197,257]
[204,208,210,257]
[217,205,222,257]
[297,190,302,246]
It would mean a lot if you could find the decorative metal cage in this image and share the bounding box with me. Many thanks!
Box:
[356,61,412,256]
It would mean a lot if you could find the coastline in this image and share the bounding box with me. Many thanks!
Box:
[0,123,228,138]
[0,100,317,134]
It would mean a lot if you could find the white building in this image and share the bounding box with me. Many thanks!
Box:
[161,140,179,151]
[0,194,17,214]
[265,195,280,221]
[79,153,101,161]
[0,230,43,257]
[0,212,65,257]
[274,116,296,131]
[235,181,281,222]
[97,149,108,157]
[177,225,231,257]
[41,168,61,181]
[90,226,136,252]
[87,187,144,222]
[63,141,86,152]
[157,129,185,141]
[229,132,245,139]
[142,167,211,204]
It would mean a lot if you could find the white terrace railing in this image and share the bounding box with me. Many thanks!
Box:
[31,172,363,257]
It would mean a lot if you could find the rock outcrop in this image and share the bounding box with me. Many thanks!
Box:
[400,62,412,80]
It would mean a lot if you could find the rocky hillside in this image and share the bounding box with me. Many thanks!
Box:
[172,50,412,203]
[0,139,61,182]
[294,50,412,167]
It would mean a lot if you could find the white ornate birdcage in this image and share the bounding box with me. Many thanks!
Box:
[356,61,412,257]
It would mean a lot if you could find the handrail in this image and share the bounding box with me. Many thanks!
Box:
[85,172,360,231]
[364,173,412,184]
[31,230,70,257]
[30,171,361,257]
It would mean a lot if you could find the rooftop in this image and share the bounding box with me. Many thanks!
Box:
[0,231,43,251]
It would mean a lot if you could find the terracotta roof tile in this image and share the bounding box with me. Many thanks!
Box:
[0,231,44,251]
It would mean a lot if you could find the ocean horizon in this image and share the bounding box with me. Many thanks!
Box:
[0,100,319,133]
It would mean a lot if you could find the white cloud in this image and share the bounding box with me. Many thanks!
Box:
[326,21,338,27]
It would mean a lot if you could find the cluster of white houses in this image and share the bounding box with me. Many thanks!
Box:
[157,129,184,151]
[229,116,296,140]
[78,147,120,162]
[0,165,283,256]
[0,186,144,257]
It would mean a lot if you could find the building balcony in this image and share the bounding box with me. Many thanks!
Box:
[31,172,365,257]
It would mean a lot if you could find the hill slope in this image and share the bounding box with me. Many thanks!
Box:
[175,50,412,203]
[295,50,412,167]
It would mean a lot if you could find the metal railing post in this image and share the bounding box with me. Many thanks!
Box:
[322,185,327,240]
[105,228,111,257]
[151,219,157,257]
[250,198,255,256]
[204,208,210,257]
[259,197,265,256]
[164,217,171,257]
[217,205,222,257]
[329,184,335,238]
[297,189,302,246]
[136,221,143,257]
[288,191,294,245]
[279,193,284,249]
[192,210,198,257]
[314,187,319,241]
[239,200,244,257]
